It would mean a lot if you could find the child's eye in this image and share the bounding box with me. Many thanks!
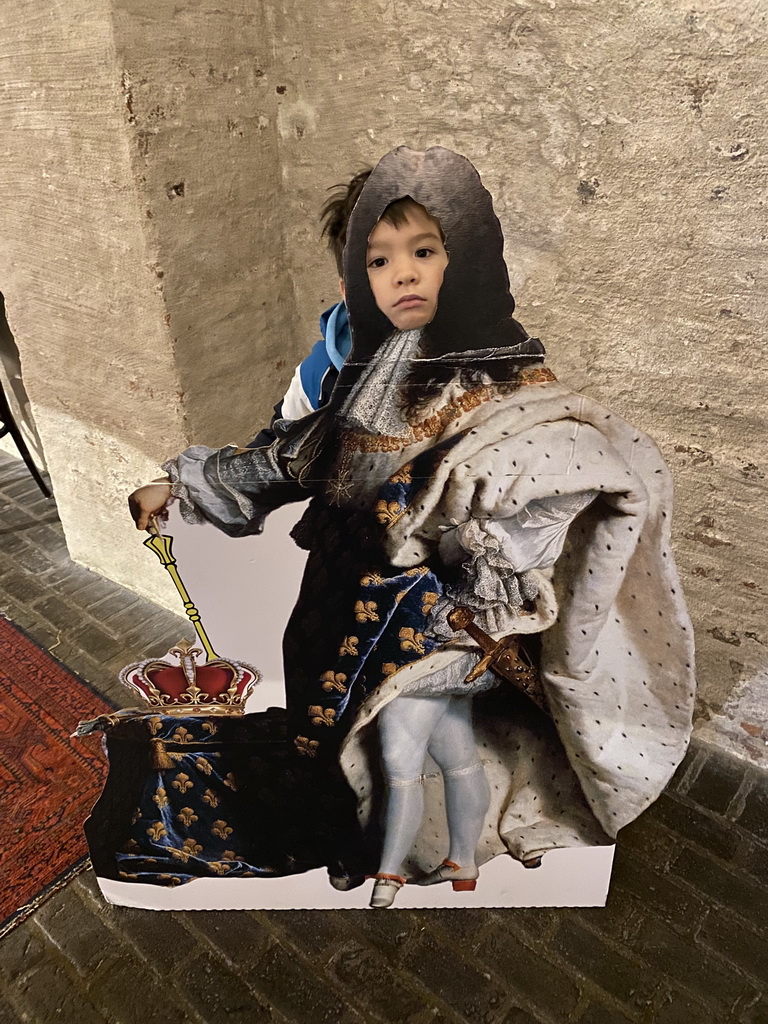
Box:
[367,257,387,269]
[415,247,434,258]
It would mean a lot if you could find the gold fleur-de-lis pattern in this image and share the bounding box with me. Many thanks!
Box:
[421,592,439,616]
[399,627,427,655]
[176,807,198,828]
[116,715,310,885]
[308,705,336,727]
[294,735,319,757]
[146,821,167,842]
[211,820,233,840]
[321,671,348,694]
[354,600,379,623]
[172,772,193,794]
[360,572,384,586]
[168,838,204,862]
[388,462,413,485]
[338,636,359,657]
[375,499,405,526]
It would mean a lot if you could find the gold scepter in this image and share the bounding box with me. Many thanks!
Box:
[142,513,220,662]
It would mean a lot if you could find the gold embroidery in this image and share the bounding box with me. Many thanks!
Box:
[360,572,384,586]
[321,671,348,693]
[157,874,183,886]
[294,735,319,758]
[395,590,408,604]
[212,820,234,840]
[131,807,142,825]
[171,726,193,743]
[147,717,163,736]
[308,705,337,727]
[202,722,218,735]
[153,787,168,809]
[208,861,232,875]
[399,627,427,655]
[222,850,238,861]
[176,807,198,828]
[202,788,219,808]
[341,370,556,456]
[122,838,140,853]
[404,566,429,577]
[172,772,193,794]
[382,663,398,677]
[421,592,439,616]
[118,872,139,880]
[146,821,167,842]
[168,838,203,861]
[339,635,359,657]
[389,462,413,484]
[375,500,404,526]
[195,756,214,775]
[354,600,379,622]
[223,773,237,791]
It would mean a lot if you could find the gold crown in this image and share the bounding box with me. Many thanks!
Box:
[118,639,260,716]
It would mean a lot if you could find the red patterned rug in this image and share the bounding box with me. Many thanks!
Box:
[0,616,116,937]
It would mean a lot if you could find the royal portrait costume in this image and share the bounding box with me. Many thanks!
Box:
[162,147,695,885]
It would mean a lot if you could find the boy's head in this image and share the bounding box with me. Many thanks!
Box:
[321,172,448,326]
[365,197,449,330]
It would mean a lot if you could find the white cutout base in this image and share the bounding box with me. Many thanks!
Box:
[99,501,616,909]
[98,844,615,910]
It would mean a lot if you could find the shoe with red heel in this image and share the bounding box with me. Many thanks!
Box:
[416,859,479,891]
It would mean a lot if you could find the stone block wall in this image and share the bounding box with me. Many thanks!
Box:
[0,0,765,761]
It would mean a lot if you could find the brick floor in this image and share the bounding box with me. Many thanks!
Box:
[2,449,768,1024]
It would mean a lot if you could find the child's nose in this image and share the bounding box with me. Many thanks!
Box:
[394,260,419,284]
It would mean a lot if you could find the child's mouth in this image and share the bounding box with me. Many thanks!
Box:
[394,296,426,308]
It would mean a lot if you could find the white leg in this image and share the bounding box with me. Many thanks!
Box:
[377,694,450,877]
[427,696,490,869]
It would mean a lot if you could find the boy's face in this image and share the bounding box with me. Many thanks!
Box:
[364,204,449,330]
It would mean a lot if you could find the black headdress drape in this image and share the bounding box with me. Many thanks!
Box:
[280,145,546,484]
[335,145,545,404]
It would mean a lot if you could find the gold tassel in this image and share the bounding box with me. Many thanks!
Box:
[150,738,174,770]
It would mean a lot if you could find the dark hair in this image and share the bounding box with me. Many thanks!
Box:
[320,168,373,276]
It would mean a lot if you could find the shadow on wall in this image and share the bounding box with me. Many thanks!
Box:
[0,291,47,471]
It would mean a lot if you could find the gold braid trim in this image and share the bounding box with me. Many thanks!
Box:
[342,366,556,455]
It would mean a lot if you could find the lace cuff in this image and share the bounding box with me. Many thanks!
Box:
[429,520,540,641]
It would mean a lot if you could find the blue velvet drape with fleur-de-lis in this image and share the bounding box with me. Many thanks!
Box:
[86,711,339,886]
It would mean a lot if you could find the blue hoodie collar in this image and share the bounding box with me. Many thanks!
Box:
[319,302,351,372]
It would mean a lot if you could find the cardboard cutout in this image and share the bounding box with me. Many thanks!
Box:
[87,146,695,910]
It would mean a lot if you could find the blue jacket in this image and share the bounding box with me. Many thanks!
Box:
[248,302,350,447]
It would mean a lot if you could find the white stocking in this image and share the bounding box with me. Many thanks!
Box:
[376,694,489,876]
[428,696,490,868]
[377,695,450,877]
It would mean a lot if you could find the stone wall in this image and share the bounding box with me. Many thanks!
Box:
[0,0,765,760]
[272,0,768,761]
